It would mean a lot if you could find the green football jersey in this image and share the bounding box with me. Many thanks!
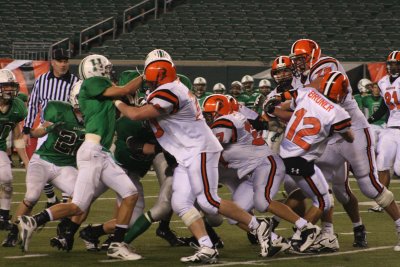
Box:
[198,92,212,109]
[17,93,28,103]
[36,101,85,167]
[362,95,387,126]
[177,74,192,91]
[245,92,261,109]
[114,116,154,177]
[354,94,367,109]
[79,76,115,150]
[232,94,250,106]
[0,98,27,151]
[118,70,146,99]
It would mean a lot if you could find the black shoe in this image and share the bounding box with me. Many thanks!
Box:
[57,218,71,236]
[101,234,114,251]
[2,231,18,247]
[50,234,74,252]
[247,231,259,245]
[79,224,100,251]
[46,197,60,209]
[156,227,186,247]
[353,225,368,248]
[0,215,12,231]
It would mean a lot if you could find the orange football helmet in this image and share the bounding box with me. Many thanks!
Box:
[202,94,232,125]
[319,71,349,103]
[386,50,400,77]
[144,61,177,90]
[271,56,293,91]
[225,95,239,112]
[290,39,321,77]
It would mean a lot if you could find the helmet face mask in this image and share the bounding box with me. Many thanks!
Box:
[357,78,372,94]
[202,94,231,125]
[0,69,19,102]
[386,51,400,78]
[230,81,242,97]
[241,75,254,94]
[271,56,294,91]
[79,54,112,80]
[70,80,82,110]
[193,77,207,97]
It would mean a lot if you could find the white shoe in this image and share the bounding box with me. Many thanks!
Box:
[255,218,273,257]
[180,245,218,264]
[368,205,384,212]
[299,223,321,252]
[394,233,400,251]
[308,232,339,253]
[107,242,142,260]
[18,215,37,252]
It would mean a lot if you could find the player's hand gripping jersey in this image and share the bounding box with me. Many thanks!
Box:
[292,56,368,130]
[280,87,351,161]
[0,97,26,151]
[35,101,85,167]
[146,80,222,166]
[210,111,273,178]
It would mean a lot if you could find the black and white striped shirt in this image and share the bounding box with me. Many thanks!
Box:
[24,71,80,129]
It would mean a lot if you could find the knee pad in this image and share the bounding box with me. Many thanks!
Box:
[204,214,224,227]
[311,192,331,213]
[357,176,383,199]
[150,199,172,222]
[283,176,300,196]
[196,194,220,215]
[0,182,12,200]
[254,197,270,213]
[181,207,202,227]
[375,187,394,208]
[332,184,350,204]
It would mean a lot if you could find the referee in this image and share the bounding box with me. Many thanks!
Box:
[22,48,79,206]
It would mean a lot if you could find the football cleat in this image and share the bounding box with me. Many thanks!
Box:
[2,231,18,247]
[156,227,186,247]
[18,215,37,252]
[255,218,273,257]
[0,215,12,231]
[353,225,368,248]
[101,234,114,251]
[180,245,218,264]
[247,231,259,245]
[298,223,321,252]
[107,242,142,261]
[307,232,339,253]
[368,205,384,213]
[79,225,100,252]
[267,235,291,257]
[394,232,400,251]
[50,234,74,252]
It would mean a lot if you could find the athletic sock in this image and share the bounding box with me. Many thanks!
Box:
[124,211,153,244]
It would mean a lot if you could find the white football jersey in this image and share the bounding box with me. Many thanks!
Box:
[238,104,259,120]
[377,75,400,127]
[291,56,368,130]
[280,87,352,161]
[147,80,222,167]
[211,112,273,178]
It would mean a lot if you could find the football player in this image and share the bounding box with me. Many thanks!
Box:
[193,77,212,107]
[229,81,250,106]
[212,83,226,94]
[241,75,260,109]
[204,94,320,255]
[0,69,29,230]
[355,78,372,109]
[268,71,354,251]
[2,81,85,249]
[289,39,398,249]
[115,49,273,264]
[254,79,272,115]
[17,54,143,260]
[368,51,400,217]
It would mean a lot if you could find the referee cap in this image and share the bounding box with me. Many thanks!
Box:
[53,48,70,60]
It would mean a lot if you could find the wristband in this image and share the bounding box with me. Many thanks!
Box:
[114,100,123,108]
[22,126,31,135]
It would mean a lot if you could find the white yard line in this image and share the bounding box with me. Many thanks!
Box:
[191,246,393,267]
[4,254,49,259]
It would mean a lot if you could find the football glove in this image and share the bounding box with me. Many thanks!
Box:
[263,98,281,115]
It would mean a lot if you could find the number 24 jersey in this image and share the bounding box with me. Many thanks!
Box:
[280,87,351,161]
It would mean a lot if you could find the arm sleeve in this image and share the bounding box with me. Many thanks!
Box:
[84,77,113,98]
[211,119,235,143]
[368,100,388,123]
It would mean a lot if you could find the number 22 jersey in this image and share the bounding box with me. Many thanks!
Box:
[280,87,351,161]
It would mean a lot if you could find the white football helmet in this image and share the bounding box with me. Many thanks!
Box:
[144,49,173,70]
[213,83,226,94]
[79,54,112,80]
[357,78,372,93]
[193,77,207,97]
[194,77,207,85]
[70,80,82,109]
[0,69,19,100]
[259,79,271,88]
[241,75,254,84]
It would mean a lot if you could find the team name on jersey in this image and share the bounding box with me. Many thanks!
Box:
[386,86,395,90]
[307,91,334,112]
